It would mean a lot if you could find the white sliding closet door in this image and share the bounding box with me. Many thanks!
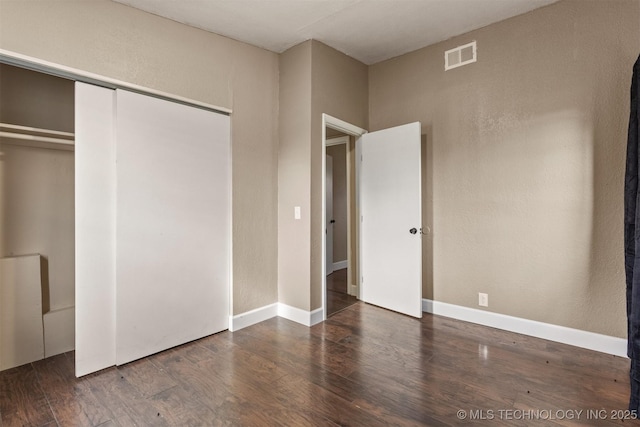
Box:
[75,83,116,376]
[115,90,230,365]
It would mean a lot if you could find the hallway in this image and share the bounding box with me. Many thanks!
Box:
[326,268,358,317]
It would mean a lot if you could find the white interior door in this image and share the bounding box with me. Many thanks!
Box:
[326,154,334,276]
[358,122,422,318]
[115,89,230,365]
[75,82,116,376]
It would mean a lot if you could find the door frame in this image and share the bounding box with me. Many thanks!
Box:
[325,152,334,277]
[321,114,366,321]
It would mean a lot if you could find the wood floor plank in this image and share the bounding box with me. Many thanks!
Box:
[86,365,172,427]
[0,301,633,426]
[146,384,222,426]
[115,357,177,398]
[0,364,54,427]
[93,414,137,427]
[244,316,507,425]
[158,338,337,425]
[242,319,361,377]
[272,372,392,427]
[230,324,438,425]
[326,268,358,317]
[32,353,106,427]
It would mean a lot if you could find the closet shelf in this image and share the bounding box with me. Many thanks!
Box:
[0,122,74,151]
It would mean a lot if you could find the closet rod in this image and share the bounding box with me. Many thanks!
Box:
[0,123,74,138]
[0,122,75,149]
[0,131,74,146]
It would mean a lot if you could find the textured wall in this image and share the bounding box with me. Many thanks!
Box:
[278,41,313,311]
[278,40,367,312]
[4,0,635,335]
[310,41,368,310]
[369,0,640,337]
[0,0,279,315]
[0,64,74,132]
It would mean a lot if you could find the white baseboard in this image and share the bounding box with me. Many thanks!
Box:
[230,303,324,331]
[230,299,625,357]
[229,303,278,332]
[333,260,348,271]
[423,299,627,357]
[310,307,324,326]
[278,303,323,327]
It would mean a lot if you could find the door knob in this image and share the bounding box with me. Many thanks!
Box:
[409,228,417,234]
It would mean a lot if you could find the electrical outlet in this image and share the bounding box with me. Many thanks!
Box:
[478,292,488,307]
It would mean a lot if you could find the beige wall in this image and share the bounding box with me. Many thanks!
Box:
[278,40,367,311]
[0,64,74,132]
[2,0,635,338]
[327,144,347,263]
[369,0,640,337]
[278,41,313,310]
[0,0,279,315]
[310,41,368,309]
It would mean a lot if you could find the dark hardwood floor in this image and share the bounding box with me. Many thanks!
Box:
[0,302,634,426]
[326,268,358,317]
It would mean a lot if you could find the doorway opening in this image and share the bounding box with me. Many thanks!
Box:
[326,134,356,316]
[322,114,366,319]
[322,115,424,321]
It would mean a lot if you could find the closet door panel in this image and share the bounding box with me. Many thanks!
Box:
[75,82,116,376]
[115,90,230,365]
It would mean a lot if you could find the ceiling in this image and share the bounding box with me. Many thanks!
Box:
[113,0,558,65]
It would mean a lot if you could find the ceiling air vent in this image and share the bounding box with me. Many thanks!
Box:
[445,41,476,71]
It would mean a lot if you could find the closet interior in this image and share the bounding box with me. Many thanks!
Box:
[0,64,75,370]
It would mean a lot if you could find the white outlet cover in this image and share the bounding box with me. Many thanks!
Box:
[478,292,489,307]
